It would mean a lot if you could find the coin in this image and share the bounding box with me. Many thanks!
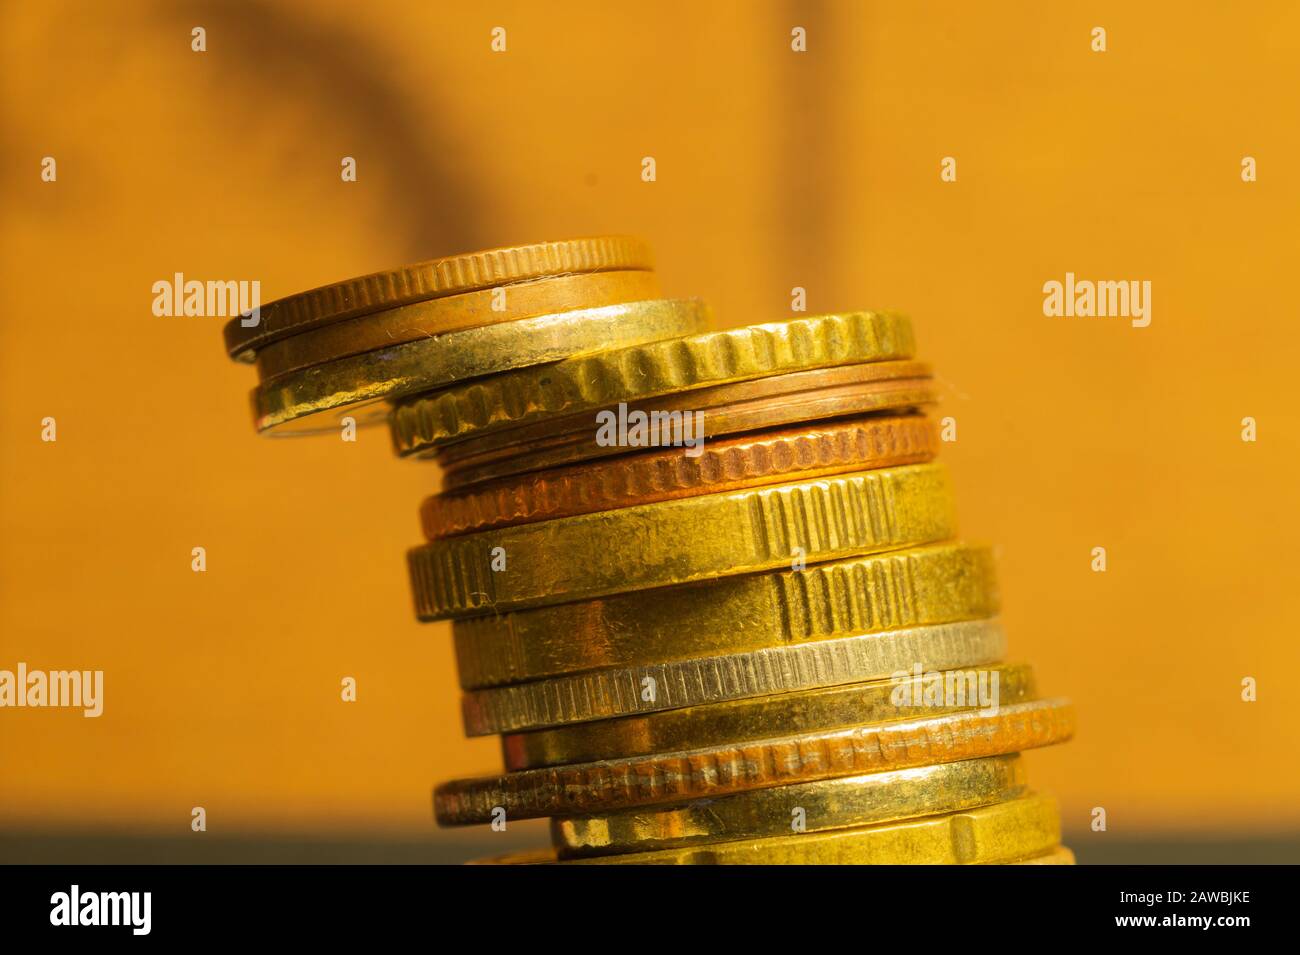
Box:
[252,298,709,435]
[459,618,1006,736]
[453,541,997,689]
[476,794,1060,865]
[253,271,662,380]
[410,462,956,619]
[423,413,938,538]
[223,235,655,360]
[436,699,1074,824]
[390,311,916,455]
[434,361,936,486]
[1012,846,1076,864]
[551,753,1027,857]
[500,663,1036,770]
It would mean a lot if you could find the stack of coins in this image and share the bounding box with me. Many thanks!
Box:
[222,237,703,435]
[222,237,1074,865]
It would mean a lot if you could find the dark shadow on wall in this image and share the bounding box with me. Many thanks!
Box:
[167,0,492,259]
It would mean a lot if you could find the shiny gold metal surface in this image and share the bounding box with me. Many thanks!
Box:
[390,310,916,455]
[254,270,661,379]
[436,699,1074,824]
[252,298,708,435]
[551,753,1028,857]
[434,361,936,485]
[500,663,1037,770]
[423,413,938,538]
[459,618,1007,736]
[224,235,655,359]
[1013,846,1076,864]
[479,794,1061,865]
[411,462,956,620]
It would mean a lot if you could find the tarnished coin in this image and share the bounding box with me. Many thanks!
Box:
[474,794,1060,865]
[436,699,1074,824]
[453,541,998,690]
[390,311,916,456]
[500,663,1036,771]
[253,298,708,435]
[434,361,936,489]
[410,462,956,620]
[460,618,1006,736]
[551,753,1027,857]
[224,234,655,359]
[423,413,938,539]
[254,270,661,380]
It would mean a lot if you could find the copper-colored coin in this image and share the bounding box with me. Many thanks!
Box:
[436,360,937,490]
[253,270,660,380]
[434,699,1075,825]
[434,359,931,474]
[223,235,654,360]
[421,413,937,539]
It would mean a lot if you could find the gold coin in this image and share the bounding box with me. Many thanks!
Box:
[436,699,1074,824]
[424,412,938,539]
[434,361,936,488]
[500,663,1036,771]
[390,310,916,456]
[454,541,997,689]
[460,618,1006,736]
[551,753,1027,857]
[1012,846,1076,865]
[252,298,708,435]
[223,234,655,360]
[253,270,661,380]
[411,462,955,620]
[477,794,1060,865]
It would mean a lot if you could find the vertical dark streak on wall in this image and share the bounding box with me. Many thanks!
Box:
[169,0,488,257]
[776,0,838,304]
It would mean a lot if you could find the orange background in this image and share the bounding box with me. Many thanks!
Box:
[2,0,1298,853]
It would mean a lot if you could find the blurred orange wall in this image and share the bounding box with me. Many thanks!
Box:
[2,0,1297,839]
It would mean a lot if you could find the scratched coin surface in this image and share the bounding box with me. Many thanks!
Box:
[433,360,936,488]
[411,462,956,620]
[423,413,939,539]
[252,298,708,435]
[453,541,998,690]
[499,663,1036,771]
[224,234,655,359]
[436,699,1074,823]
[473,794,1060,866]
[459,618,1007,736]
[254,270,661,380]
[390,311,916,456]
[551,754,1028,857]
